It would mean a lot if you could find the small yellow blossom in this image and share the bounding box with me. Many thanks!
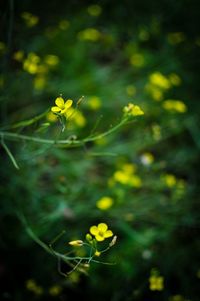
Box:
[163,100,187,113]
[149,275,164,291]
[96,196,113,210]
[49,285,62,296]
[51,97,73,115]
[69,240,83,246]
[94,250,101,256]
[123,103,144,116]
[90,223,113,242]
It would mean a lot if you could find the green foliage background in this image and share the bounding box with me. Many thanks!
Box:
[0,0,200,300]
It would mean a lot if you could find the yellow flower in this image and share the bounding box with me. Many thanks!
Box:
[123,103,144,116]
[51,97,73,115]
[164,174,177,187]
[163,100,187,113]
[149,72,171,90]
[78,28,101,41]
[90,223,113,242]
[68,240,83,246]
[94,250,101,256]
[140,152,154,165]
[149,275,164,291]
[96,196,113,210]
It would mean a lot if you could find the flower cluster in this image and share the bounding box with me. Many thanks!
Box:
[123,103,144,117]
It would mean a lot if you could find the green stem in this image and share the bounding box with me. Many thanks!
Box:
[0,117,127,147]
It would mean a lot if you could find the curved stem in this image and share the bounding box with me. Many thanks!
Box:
[0,117,127,147]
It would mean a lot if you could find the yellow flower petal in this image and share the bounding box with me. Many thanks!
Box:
[51,106,61,112]
[97,223,108,233]
[95,235,105,241]
[90,225,98,235]
[55,97,65,109]
[64,99,73,109]
[104,230,113,238]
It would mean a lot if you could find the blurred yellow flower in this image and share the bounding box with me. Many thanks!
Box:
[34,76,46,91]
[51,97,73,115]
[163,100,187,113]
[26,279,43,295]
[169,73,182,86]
[123,103,144,116]
[113,163,142,188]
[149,275,164,291]
[140,152,154,165]
[90,223,113,241]
[13,50,24,62]
[78,28,101,41]
[49,285,62,296]
[44,54,59,66]
[145,83,163,101]
[87,96,101,110]
[66,108,86,127]
[46,111,57,122]
[130,53,145,67]
[87,5,102,16]
[21,12,39,27]
[96,196,113,210]
[23,52,40,74]
[149,72,171,90]
[164,174,177,187]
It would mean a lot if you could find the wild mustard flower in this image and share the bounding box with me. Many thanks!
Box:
[96,196,113,210]
[51,97,73,115]
[90,223,113,242]
[123,103,144,116]
[149,275,164,291]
